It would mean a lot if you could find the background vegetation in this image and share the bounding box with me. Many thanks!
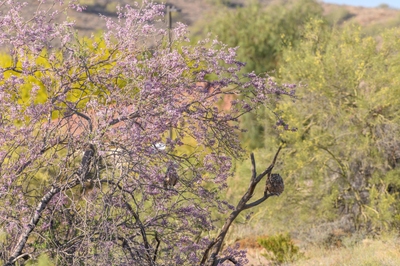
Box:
[191,0,400,264]
[194,0,323,150]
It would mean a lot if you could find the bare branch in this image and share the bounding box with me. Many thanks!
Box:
[153,231,161,262]
[5,180,80,266]
[216,256,238,265]
[108,111,140,126]
[250,153,256,181]
[201,145,283,266]
[243,194,272,210]
[8,253,31,265]
[124,200,155,266]
[255,145,282,183]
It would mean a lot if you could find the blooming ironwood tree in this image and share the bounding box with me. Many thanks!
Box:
[0,1,295,265]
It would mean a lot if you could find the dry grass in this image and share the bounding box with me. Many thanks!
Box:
[226,233,400,266]
[294,236,400,266]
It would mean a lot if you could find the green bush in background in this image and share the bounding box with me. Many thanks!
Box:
[258,233,304,264]
[195,0,400,240]
[264,19,400,233]
[194,0,323,149]
[199,0,323,74]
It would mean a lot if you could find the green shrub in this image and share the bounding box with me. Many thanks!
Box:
[229,20,400,239]
[193,0,323,149]
[197,0,323,74]
[258,233,304,264]
[325,6,354,25]
[263,20,400,232]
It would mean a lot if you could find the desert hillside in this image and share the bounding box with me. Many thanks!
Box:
[13,0,400,37]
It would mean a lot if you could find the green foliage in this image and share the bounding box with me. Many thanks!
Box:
[240,109,266,150]
[0,228,6,244]
[195,0,323,149]
[0,35,114,120]
[258,233,304,264]
[362,14,400,36]
[198,0,323,74]
[0,52,49,105]
[261,20,400,232]
[26,253,54,266]
[325,6,354,25]
[377,3,390,9]
[226,20,400,238]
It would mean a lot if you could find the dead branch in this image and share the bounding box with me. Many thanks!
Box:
[200,145,283,266]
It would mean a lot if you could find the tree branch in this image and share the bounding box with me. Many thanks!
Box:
[119,236,136,260]
[201,145,283,266]
[5,180,80,266]
[108,111,140,126]
[251,153,256,181]
[243,194,272,210]
[215,256,238,265]
[124,200,155,266]
[153,231,161,262]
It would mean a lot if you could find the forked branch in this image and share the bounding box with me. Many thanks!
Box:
[201,145,283,266]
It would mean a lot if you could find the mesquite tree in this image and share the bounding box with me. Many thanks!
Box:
[0,1,295,265]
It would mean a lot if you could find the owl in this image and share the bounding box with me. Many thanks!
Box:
[265,173,284,196]
[79,147,95,179]
[164,163,178,189]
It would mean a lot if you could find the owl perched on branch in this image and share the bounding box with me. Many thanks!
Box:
[79,146,95,180]
[164,163,178,189]
[265,173,284,196]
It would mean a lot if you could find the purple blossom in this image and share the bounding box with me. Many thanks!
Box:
[0,1,297,265]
